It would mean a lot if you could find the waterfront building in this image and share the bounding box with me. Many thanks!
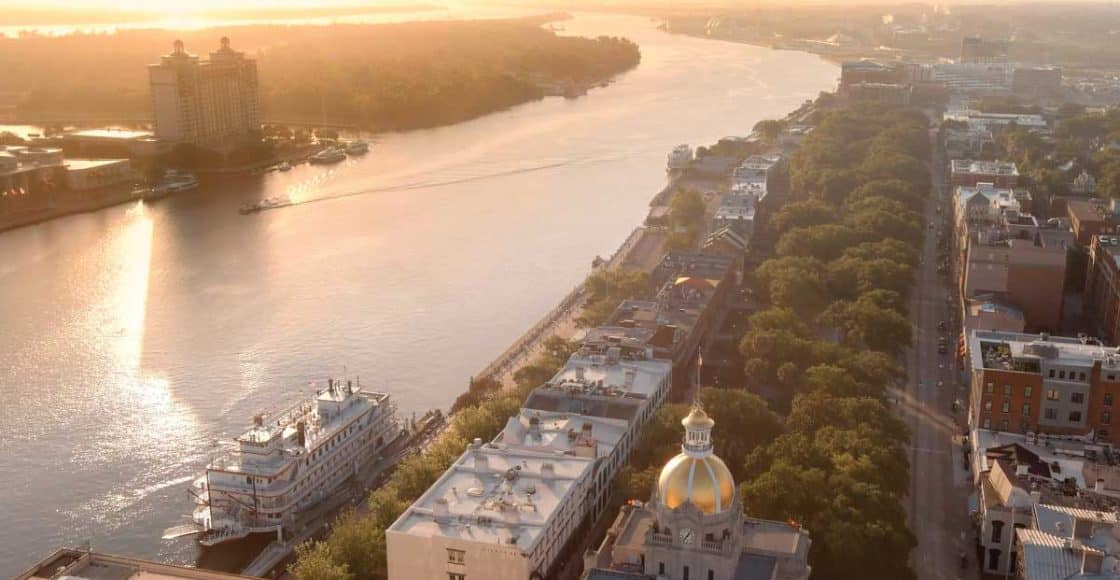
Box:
[839,60,899,87]
[731,154,784,201]
[149,38,261,146]
[712,193,755,237]
[15,548,255,580]
[581,406,811,580]
[935,63,1013,95]
[950,159,1020,188]
[387,351,672,580]
[966,331,1120,444]
[64,159,132,191]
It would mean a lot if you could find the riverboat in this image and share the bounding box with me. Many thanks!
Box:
[185,379,399,546]
[163,170,199,192]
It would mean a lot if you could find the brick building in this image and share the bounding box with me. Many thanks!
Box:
[968,331,1120,444]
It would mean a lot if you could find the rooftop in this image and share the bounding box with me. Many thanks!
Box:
[951,158,1019,176]
[14,549,254,580]
[523,354,671,422]
[969,330,1119,374]
[65,158,129,171]
[387,438,592,552]
[973,429,1120,497]
[66,129,152,141]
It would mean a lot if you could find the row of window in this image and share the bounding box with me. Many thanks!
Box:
[984,383,1116,407]
[657,562,715,580]
[1048,368,1088,381]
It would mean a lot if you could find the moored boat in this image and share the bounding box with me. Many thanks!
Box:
[186,378,399,546]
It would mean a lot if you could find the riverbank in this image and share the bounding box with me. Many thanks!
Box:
[0,185,155,234]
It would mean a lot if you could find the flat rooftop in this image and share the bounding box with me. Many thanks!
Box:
[387,438,593,552]
[66,158,128,171]
[951,158,1019,176]
[969,330,1120,373]
[973,428,1120,495]
[14,549,254,580]
[524,354,671,420]
[493,408,627,459]
[67,129,152,140]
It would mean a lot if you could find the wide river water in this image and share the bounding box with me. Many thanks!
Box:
[0,12,835,576]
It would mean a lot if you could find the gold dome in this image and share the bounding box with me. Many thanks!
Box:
[657,452,735,514]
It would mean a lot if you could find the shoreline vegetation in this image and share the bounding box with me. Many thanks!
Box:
[0,5,442,27]
[0,16,641,133]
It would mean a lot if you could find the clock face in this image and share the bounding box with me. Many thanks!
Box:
[680,528,695,545]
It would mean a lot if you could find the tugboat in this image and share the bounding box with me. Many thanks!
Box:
[277,161,292,172]
[239,196,292,214]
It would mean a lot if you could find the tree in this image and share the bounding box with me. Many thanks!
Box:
[841,239,918,267]
[771,199,836,236]
[293,543,353,580]
[753,118,787,143]
[846,179,923,211]
[819,297,912,355]
[669,189,706,230]
[699,388,783,481]
[776,224,860,261]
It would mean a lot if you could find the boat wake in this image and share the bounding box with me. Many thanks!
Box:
[245,158,582,215]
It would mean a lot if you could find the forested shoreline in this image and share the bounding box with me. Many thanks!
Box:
[0,18,641,132]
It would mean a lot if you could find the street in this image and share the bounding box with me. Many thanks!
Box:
[896,128,975,580]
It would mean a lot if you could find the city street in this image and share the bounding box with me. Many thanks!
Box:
[896,128,976,580]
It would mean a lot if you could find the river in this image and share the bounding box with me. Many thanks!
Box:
[0,12,836,576]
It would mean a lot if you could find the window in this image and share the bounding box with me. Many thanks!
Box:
[1045,408,1058,420]
[1104,411,1112,425]
[684,566,690,580]
[1080,372,1087,381]
[659,563,665,575]
[1107,393,1115,407]
[1049,369,1056,378]
[447,549,465,565]
[1060,370,1067,379]
[1023,404,1031,416]
[1070,411,1083,422]
[1100,429,1111,440]
[983,418,992,428]
[708,572,715,580]
[987,383,995,393]
[991,520,1005,543]
[989,549,1001,571]
[1004,384,1012,396]
[1000,418,1009,430]
[985,400,993,412]
[1109,374,1117,381]
[448,575,465,580]
[1072,392,1086,404]
[1046,389,1060,401]
[1002,401,1010,413]
[1025,386,1033,397]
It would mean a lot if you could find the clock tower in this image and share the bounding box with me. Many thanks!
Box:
[642,405,745,580]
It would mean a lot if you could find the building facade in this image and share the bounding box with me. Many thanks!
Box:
[968,331,1120,444]
[1085,234,1120,345]
[149,38,261,145]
